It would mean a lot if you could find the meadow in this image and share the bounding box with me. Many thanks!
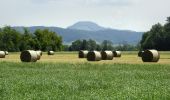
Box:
[1,51,170,99]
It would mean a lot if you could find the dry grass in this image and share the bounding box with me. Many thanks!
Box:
[0,51,170,64]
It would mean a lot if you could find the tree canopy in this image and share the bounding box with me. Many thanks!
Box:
[68,39,138,51]
[0,26,62,52]
[140,17,170,51]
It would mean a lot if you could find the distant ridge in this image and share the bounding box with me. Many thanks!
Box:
[12,21,143,45]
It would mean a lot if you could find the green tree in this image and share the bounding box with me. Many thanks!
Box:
[87,39,97,51]
[62,45,69,51]
[140,17,170,50]
[80,40,88,50]
[70,40,82,51]
[140,23,165,50]
[163,17,170,50]
[19,28,35,51]
[96,44,102,51]
[69,39,98,51]
[101,40,113,50]
[34,29,62,51]
[0,26,21,51]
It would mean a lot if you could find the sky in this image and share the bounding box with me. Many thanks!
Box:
[0,0,170,31]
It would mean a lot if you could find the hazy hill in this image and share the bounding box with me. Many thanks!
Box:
[12,21,143,45]
[67,21,106,31]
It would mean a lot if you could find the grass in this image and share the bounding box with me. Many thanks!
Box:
[1,62,170,99]
[1,51,170,99]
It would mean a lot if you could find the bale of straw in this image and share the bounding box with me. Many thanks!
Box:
[0,51,5,58]
[20,50,38,62]
[138,51,144,57]
[5,51,8,55]
[36,51,42,60]
[113,51,121,57]
[36,50,42,56]
[142,49,160,62]
[79,50,88,58]
[101,51,113,60]
[87,51,101,61]
[48,51,54,55]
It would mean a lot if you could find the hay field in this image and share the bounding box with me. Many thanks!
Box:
[1,51,170,99]
[1,51,170,64]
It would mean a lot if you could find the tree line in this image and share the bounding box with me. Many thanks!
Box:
[140,17,170,50]
[0,26,62,52]
[0,26,138,52]
[63,39,139,51]
[2,16,169,52]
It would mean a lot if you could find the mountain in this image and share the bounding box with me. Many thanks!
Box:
[67,21,106,31]
[12,22,143,45]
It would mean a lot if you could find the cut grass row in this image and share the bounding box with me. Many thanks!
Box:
[1,62,170,99]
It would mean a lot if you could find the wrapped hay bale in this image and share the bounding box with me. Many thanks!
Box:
[142,49,160,62]
[48,51,54,55]
[79,50,88,58]
[20,50,38,62]
[36,51,42,60]
[87,51,101,61]
[0,51,5,58]
[101,51,113,60]
[113,51,121,57]
[5,51,8,55]
[138,51,144,57]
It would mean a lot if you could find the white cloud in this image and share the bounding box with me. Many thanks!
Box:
[0,0,170,31]
[28,0,134,7]
[86,0,133,6]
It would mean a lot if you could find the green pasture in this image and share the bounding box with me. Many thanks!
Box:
[1,51,170,99]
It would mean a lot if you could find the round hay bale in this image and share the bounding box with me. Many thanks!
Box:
[138,51,144,57]
[113,51,121,57]
[101,51,113,60]
[36,51,42,60]
[20,50,38,62]
[5,51,8,55]
[87,51,101,61]
[36,50,42,56]
[48,51,54,55]
[79,50,88,58]
[142,49,160,62]
[0,51,5,58]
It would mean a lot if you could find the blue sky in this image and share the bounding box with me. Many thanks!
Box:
[0,0,170,31]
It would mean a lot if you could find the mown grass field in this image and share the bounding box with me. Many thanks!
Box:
[1,51,170,64]
[1,51,170,99]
